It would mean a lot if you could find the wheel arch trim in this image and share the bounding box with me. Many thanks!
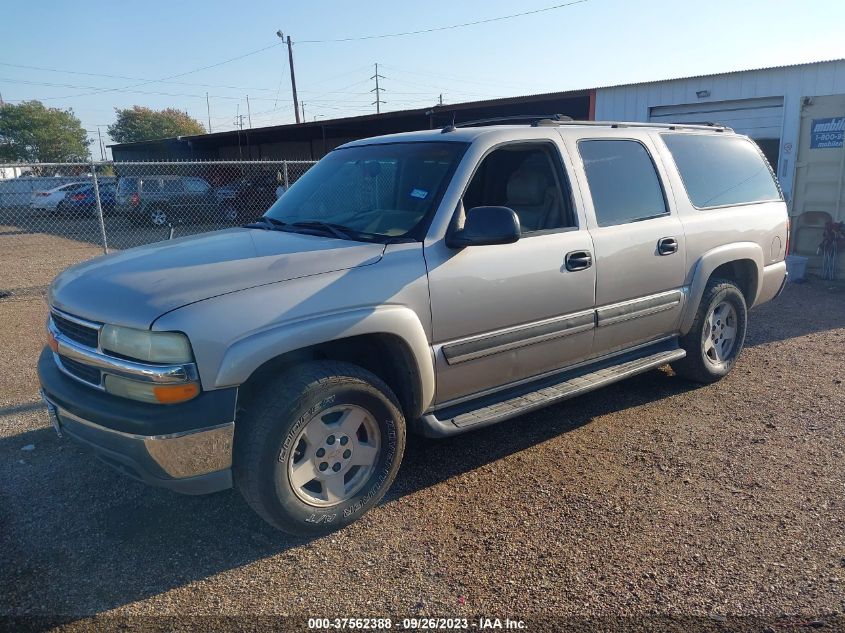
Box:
[680,242,763,335]
[214,305,435,413]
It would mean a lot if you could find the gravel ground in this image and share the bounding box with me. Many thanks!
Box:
[0,273,843,631]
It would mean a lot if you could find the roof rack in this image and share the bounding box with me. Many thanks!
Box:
[441,115,732,134]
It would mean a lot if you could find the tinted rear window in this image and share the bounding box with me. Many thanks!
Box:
[661,134,781,208]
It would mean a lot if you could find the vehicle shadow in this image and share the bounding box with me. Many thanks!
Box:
[0,367,690,620]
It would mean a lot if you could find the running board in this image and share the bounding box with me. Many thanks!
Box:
[417,344,685,437]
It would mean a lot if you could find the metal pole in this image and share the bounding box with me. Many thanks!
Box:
[91,161,108,254]
[287,35,301,124]
[96,127,105,161]
[246,95,253,129]
[206,92,212,132]
[283,161,290,189]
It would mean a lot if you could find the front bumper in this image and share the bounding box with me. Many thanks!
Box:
[38,347,237,495]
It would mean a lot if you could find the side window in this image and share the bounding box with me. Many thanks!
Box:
[184,178,210,194]
[578,140,668,227]
[660,134,782,208]
[163,179,183,194]
[463,144,573,233]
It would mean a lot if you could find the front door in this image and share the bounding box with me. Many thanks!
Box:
[568,135,686,357]
[425,141,596,404]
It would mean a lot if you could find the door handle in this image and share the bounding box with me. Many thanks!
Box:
[657,237,679,256]
[565,250,593,272]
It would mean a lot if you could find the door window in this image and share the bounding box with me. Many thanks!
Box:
[578,140,668,227]
[463,144,574,233]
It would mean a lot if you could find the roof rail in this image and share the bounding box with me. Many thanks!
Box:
[441,114,572,132]
[557,120,733,133]
[441,116,732,134]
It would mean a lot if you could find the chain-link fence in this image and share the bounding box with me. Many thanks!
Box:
[0,160,316,299]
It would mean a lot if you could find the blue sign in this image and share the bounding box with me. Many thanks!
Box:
[810,117,845,149]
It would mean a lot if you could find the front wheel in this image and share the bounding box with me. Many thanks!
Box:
[673,278,747,383]
[234,361,406,535]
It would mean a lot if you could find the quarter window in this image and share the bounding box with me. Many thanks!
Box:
[578,140,668,227]
[661,134,781,208]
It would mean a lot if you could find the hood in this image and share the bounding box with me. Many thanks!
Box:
[50,228,384,329]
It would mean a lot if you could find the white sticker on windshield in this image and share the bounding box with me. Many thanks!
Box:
[410,188,429,200]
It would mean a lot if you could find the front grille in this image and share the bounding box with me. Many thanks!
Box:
[52,311,99,348]
[58,356,102,386]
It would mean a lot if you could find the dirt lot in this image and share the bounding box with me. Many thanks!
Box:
[0,243,843,630]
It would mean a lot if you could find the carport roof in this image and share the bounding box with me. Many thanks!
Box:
[107,88,592,149]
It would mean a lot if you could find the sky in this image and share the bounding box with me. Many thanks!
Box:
[2,0,844,159]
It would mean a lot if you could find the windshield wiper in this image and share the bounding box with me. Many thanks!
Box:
[244,216,287,230]
[288,220,360,241]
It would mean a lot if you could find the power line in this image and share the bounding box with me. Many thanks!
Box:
[295,0,589,43]
[43,42,283,101]
[0,62,281,93]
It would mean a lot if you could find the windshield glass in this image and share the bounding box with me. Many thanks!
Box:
[264,141,467,240]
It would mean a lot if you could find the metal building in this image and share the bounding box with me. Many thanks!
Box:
[594,59,845,270]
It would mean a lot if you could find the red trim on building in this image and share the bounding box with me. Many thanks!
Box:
[588,89,596,120]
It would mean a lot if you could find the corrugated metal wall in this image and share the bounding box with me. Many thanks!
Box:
[594,60,845,205]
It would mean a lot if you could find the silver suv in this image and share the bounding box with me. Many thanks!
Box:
[39,119,788,534]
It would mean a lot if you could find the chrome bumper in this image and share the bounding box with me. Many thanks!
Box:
[40,390,234,494]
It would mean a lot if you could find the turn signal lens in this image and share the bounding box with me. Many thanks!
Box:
[104,374,200,404]
[152,383,200,404]
[47,330,59,352]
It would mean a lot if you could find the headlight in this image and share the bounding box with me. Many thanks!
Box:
[101,325,193,363]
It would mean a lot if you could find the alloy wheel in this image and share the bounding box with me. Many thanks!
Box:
[286,404,381,507]
[702,300,738,365]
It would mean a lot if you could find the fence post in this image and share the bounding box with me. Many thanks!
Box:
[91,161,109,254]
[283,161,290,190]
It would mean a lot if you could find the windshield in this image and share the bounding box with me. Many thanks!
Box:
[264,141,467,240]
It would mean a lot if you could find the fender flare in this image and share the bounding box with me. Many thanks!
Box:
[213,305,436,413]
[680,242,764,334]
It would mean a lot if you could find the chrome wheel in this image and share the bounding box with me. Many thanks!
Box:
[702,300,738,366]
[287,404,381,507]
[150,208,168,226]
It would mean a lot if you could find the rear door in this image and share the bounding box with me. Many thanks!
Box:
[564,132,687,357]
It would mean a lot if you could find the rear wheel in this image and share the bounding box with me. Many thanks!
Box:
[673,278,747,383]
[234,361,406,535]
[149,207,169,227]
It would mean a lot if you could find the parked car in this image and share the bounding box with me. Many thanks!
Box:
[55,182,117,216]
[215,172,280,223]
[115,175,221,226]
[30,182,89,212]
[39,119,788,535]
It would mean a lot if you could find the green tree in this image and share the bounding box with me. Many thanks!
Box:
[108,106,205,144]
[0,100,90,162]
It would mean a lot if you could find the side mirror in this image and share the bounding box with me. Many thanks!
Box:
[446,206,521,248]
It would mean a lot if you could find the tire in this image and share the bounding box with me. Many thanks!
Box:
[221,205,239,223]
[234,361,406,535]
[149,207,169,227]
[673,278,748,384]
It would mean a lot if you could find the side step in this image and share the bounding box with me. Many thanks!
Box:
[417,343,685,437]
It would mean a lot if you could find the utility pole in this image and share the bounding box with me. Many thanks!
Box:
[439,93,443,106]
[206,92,212,132]
[277,30,301,123]
[97,127,106,161]
[301,102,305,120]
[246,95,253,129]
[371,62,385,114]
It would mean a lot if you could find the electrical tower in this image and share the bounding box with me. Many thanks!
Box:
[371,63,386,114]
